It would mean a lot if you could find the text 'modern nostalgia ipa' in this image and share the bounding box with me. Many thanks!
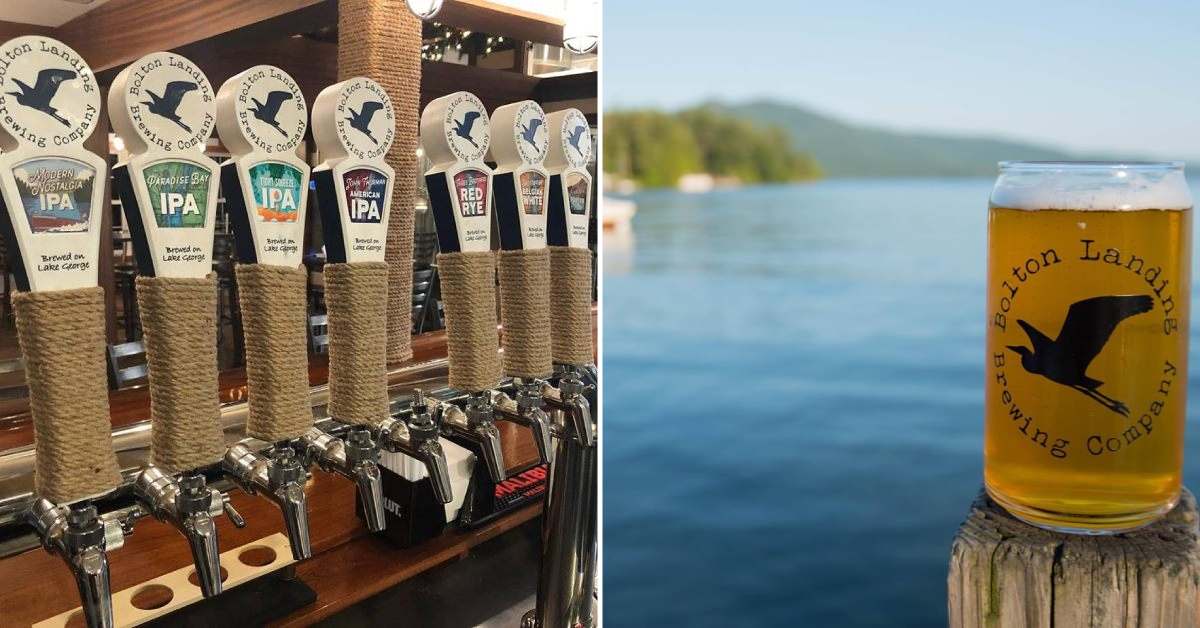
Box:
[985,161,1193,533]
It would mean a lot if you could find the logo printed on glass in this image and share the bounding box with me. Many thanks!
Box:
[250,161,301,222]
[343,168,386,224]
[454,169,488,218]
[520,171,545,215]
[13,157,94,233]
[988,217,1188,462]
[143,161,210,227]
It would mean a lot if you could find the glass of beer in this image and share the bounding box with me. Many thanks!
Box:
[985,161,1192,533]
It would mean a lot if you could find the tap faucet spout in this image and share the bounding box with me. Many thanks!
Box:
[300,426,387,532]
[223,443,312,560]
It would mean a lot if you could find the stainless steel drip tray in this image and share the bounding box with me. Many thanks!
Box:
[0,357,455,547]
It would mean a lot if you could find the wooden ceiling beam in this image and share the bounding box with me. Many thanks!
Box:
[0,20,54,40]
[56,0,333,73]
[437,0,564,47]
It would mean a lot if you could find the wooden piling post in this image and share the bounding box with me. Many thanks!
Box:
[949,488,1200,627]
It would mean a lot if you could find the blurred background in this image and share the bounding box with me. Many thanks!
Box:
[601,1,1200,625]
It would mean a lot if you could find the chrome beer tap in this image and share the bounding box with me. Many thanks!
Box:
[27,500,125,628]
[492,380,555,465]
[222,444,312,560]
[440,393,507,483]
[543,366,596,447]
[300,426,387,530]
[376,389,454,504]
[132,468,238,597]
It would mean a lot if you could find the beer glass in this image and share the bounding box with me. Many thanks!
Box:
[985,161,1192,533]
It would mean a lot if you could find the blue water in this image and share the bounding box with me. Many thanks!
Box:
[602,178,1200,627]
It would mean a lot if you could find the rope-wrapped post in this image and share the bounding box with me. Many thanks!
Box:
[324,262,390,427]
[136,275,226,473]
[548,246,595,365]
[236,264,314,442]
[437,251,502,392]
[14,287,122,503]
[498,248,553,379]
[338,0,422,363]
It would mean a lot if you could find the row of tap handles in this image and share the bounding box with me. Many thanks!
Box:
[0,37,595,628]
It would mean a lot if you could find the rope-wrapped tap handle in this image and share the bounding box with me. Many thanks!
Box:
[14,287,122,503]
[548,246,594,365]
[136,275,226,473]
[237,264,314,441]
[325,262,390,426]
[437,250,502,392]
[497,248,552,379]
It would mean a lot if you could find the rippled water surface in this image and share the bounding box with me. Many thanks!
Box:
[602,178,1200,627]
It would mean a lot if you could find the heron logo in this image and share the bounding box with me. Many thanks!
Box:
[334,78,394,161]
[0,36,99,149]
[123,52,215,152]
[442,92,489,164]
[559,109,591,169]
[233,66,306,154]
[989,237,1184,460]
[513,101,548,165]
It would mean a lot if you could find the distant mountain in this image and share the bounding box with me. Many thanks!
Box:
[720,100,1096,178]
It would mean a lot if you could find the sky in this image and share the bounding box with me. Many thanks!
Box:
[603,0,1200,157]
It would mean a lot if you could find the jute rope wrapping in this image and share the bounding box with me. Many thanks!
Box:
[339,0,422,363]
[548,246,595,365]
[437,251,502,392]
[497,248,552,379]
[236,264,313,442]
[13,287,121,503]
[136,275,226,473]
[324,262,390,427]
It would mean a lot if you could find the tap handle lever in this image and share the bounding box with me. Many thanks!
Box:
[223,498,247,528]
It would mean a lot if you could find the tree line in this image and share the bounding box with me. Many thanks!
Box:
[603,106,822,188]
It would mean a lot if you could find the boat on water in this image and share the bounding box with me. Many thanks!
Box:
[603,196,636,231]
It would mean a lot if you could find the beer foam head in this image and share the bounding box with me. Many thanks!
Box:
[991,161,1192,211]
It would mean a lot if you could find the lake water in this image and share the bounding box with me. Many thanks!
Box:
[601,178,1200,627]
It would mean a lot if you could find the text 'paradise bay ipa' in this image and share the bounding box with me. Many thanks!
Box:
[985,162,1192,533]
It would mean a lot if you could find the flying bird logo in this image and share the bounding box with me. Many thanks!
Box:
[249,90,293,137]
[454,111,482,149]
[141,80,198,133]
[520,118,543,151]
[1007,294,1153,416]
[346,100,384,145]
[566,125,588,157]
[7,68,76,126]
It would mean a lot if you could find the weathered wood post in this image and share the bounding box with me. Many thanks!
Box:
[949,488,1200,627]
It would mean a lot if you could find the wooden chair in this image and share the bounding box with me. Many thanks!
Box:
[309,313,329,355]
[107,340,148,389]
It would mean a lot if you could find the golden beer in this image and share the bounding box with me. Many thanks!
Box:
[985,162,1192,532]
